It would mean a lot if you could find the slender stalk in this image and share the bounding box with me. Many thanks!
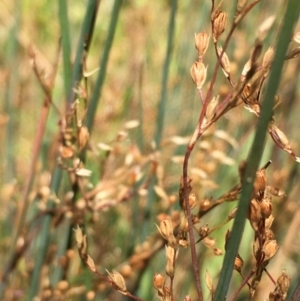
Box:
[27,1,100,299]
[154,0,178,147]
[86,0,123,132]
[58,0,72,100]
[67,0,100,108]
[214,1,300,300]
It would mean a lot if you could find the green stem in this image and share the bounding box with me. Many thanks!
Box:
[214,1,300,300]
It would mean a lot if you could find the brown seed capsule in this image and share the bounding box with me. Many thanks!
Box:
[248,199,261,232]
[195,32,210,60]
[265,229,275,240]
[217,47,231,78]
[206,96,219,121]
[205,269,213,292]
[165,245,176,277]
[277,271,290,296]
[106,270,127,293]
[234,255,244,272]
[156,220,174,240]
[199,198,211,212]
[260,198,272,218]
[183,193,197,210]
[213,12,227,42]
[262,47,275,77]
[268,122,300,162]
[213,248,223,256]
[198,224,209,239]
[285,47,300,60]
[262,240,279,262]
[153,273,165,295]
[190,61,207,89]
[78,126,89,150]
[254,169,267,198]
[60,145,74,159]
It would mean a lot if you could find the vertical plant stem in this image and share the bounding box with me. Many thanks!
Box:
[154,0,178,147]
[58,0,72,100]
[67,0,100,108]
[85,0,123,132]
[52,0,123,286]
[214,2,300,300]
[27,1,100,299]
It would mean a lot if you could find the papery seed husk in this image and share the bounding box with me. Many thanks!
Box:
[234,255,244,272]
[190,61,207,89]
[262,47,275,71]
[211,0,224,21]
[213,12,227,42]
[285,47,300,60]
[205,269,213,292]
[195,32,210,59]
[277,271,290,295]
[263,240,279,261]
[153,273,165,292]
[217,47,231,77]
[107,270,127,292]
[86,255,96,272]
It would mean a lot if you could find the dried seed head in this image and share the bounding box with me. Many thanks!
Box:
[106,270,127,293]
[156,220,174,240]
[206,95,219,121]
[213,248,223,256]
[165,245,175,277]
[74,225,84,249]
[262,47,275,77]
[277,271,290,297]
[213,12,228,42]
[211,0,223,21]
[190,61,207,89]
[60,145,74,159]
[241,59,252,80]
[268,123,300,162]
[254,168,267,198]
[78,126,89,150]
[203,237,216,249]
[198,224,209,239]
[248,199,261,232]
[285,47,300,60]
[265,229,275,240]
[153,273,165,295]
[217,47,231,78]
[195,32,210,59]
[234,255,244,272]
[199,198,211,212]
[179,213,188,232]
[86,255,96,273]
[182,193,198,210]
[262,240,279,262]
[265,214,274,229]
[260,198,272,219]
[178,238,189,247]
[205,269,213,292]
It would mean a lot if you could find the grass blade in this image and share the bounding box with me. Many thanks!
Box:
[214,2,300,300]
